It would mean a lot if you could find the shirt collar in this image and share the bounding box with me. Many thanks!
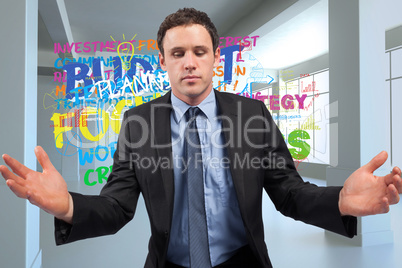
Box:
[171,89,217,123]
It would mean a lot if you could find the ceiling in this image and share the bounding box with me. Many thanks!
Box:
[38,0,328,71]
[251,0,328,69]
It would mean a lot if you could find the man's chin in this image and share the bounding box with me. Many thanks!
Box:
[186,87,212,98]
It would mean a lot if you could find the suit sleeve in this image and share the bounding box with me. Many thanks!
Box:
[55,111,141,245]
[259,101,357,238]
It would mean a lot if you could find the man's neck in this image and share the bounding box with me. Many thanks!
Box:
[171,87,213,106]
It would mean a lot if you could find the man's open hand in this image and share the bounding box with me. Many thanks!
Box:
[339,151,402,217]
[0,146,73,223]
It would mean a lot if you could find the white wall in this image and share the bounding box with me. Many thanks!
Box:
[0,0,40,267]
[359,0,402,168]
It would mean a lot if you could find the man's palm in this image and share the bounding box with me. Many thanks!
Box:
[1,146,72,221]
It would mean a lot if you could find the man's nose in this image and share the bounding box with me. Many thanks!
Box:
[184,52,196,70]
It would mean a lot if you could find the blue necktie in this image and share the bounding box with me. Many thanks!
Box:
[185,107,211,268]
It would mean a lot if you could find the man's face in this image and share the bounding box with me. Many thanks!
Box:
[159,24,220,106]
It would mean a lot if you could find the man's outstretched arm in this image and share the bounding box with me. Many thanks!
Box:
[0,146,73,224]
[339,151,402,217]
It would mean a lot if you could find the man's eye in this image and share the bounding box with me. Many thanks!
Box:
[173,52,184,57]
[195,51,206,56]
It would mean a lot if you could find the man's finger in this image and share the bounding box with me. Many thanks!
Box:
[35,146,55,172]
[6,180,28,199]
[378,197,390,214]
[393,175,402,193]
[2,154,32,179]
[0,165,26,185]
[387,184,400,205]
[391,166,401,176]
[383,172,402,191]
[364,151,388,173]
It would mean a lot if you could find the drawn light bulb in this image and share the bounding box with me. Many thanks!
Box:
[117,42,135,71]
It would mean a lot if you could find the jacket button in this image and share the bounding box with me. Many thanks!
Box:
[164,231,168,237]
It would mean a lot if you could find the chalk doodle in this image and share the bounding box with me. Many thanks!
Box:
[42,33,327,185]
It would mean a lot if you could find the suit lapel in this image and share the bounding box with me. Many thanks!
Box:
[214,90,247,217]
[151,91,175,223]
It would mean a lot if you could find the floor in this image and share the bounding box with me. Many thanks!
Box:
[262,177,402,268]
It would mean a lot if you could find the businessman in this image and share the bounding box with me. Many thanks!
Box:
[1,8,402,268]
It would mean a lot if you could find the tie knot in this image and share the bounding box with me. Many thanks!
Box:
[185,107,201,122]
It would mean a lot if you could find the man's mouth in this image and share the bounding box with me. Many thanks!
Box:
[182,75,200,82]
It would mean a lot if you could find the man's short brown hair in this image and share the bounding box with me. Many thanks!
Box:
[157,8,219,56]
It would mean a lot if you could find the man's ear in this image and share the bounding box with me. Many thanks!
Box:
[213,47,221,68]
[159,52,167,71]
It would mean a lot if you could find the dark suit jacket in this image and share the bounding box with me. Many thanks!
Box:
[55,90,357,267]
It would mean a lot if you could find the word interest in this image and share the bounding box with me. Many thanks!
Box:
[219,35,260,48]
